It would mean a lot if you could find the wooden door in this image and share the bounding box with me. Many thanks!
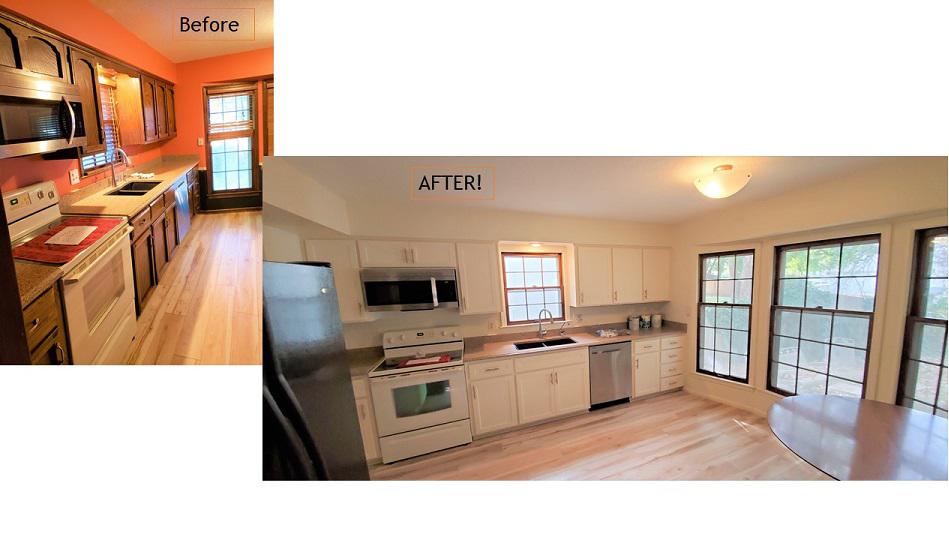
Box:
[634,352,661,397]
[163,205,177,260]
[0,19,19,71]
[165,86,177,136]
[156,82,168,139]
[553,362,590,414]
[12,24,68,84]
[67,47,103,153]
[357,240,410,267]
[407,241,454,266]
[470,375,519,435]
[456,242,501,315]
[151,217,167,279]
[643,248,671,301]
[612,247,644,304]
[515,369,555,424]
[140,75,158,142]
[304,239,365,323]
[576,246,613,306]
[131,232,154,312]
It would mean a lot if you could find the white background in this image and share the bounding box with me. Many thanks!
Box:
[3,0,948,538]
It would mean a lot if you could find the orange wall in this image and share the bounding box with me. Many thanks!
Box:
[163,47,274,168]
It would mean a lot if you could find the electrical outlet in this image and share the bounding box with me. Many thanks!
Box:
[69,169,80,185]
[575,314,583,322]
[197,137,204,146]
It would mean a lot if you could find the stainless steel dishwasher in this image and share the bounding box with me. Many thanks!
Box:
[589,342,632,407]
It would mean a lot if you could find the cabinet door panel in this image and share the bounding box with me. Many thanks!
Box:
[166,86,177,135]
[553,362,590,414]
[151,218,167,278]
[140,76,158,142]
[576,246,613,306]
[612,247,644,304]
[156,83,168,138]
[68,48,103,153]
[305,239,365,322]
[456,242,501,315]
[0,20,18,69]
[515,369,555,424]
[470,375,518,435]
[408,241,454,266]
[132,232,154,312]
[358,240,409,267]
[643,248,671,301]
[354,396,380,461]
[18,29,66,80]
[164,206,177,260]
[634,352,661,397]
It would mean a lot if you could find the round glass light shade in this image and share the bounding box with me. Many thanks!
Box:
[694,165,751,199]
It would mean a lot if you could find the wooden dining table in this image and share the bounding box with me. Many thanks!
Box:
[768,395,948,480]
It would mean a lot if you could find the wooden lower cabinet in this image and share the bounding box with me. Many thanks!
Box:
[163,204,177,260]
[131,231,154,311]
[129,188,185,315]
[469,374,518,435]
[22,285,70,365]
[151,214,168,279]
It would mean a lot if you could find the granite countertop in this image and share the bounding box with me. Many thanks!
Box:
[464,321,687,362]
[14,260,62,307]
[59,155,199,217]
[345,346,384,377]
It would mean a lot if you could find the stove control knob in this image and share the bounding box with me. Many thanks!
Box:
[452,332,459,337]
[386,338,393,344]
[440,330,447,336]
[398,334,405,341]
[48,191,54,199]
[37,191,44,199]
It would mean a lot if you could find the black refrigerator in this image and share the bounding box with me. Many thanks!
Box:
[262,261,370,480]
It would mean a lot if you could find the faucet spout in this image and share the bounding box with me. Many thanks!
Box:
[537,308,555,338]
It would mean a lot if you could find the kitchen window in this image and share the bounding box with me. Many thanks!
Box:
[767,235,881,397]
[698,250,754,383]
[204,85,258,194]
[502,253,565,324]
[897,227,947,417]
[80,81,121,174]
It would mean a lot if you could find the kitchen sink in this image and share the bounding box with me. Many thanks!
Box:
[513,337,577,350]
[107,181,160,196]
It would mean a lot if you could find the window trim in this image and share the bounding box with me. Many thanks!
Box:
[766,233,882,398]
[202,82,261,197]
[896,226,948,415]
[696,249,755,384]
[500,251,566,325]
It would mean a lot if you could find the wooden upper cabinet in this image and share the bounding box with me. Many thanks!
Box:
[155,82,168,139]
[140,75,158,142]
[0,16,73,92]
[0,19,18,70]
[166,86,177,136]
[68,47,104,153]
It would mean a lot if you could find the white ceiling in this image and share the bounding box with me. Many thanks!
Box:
[89,0,273,63]
[290,156,892,224]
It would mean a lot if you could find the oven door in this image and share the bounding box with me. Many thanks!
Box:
[0,94,86,159]
[61,229,137,363]
[370,365,470,437]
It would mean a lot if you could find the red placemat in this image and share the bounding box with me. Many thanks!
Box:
[396,355,453,368]
[13,217,124,264]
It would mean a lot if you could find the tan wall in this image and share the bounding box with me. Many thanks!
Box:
[669,157,947,414]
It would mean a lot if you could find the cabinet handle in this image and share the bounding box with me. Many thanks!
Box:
[549,373,554,385]
[472,386,477,400]
[635,359,639,369]
[54,343,65,365]
[411,248,418,264]
[613,291,617,301]
[644,288,648,300]
[485,367,500,372]
[555,372,559,384]
[580,292,584,304]
[358,403,366,420]
[28,318,40,333]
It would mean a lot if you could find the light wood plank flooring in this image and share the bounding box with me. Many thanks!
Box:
[371,391,830,480]
[126,211,262,365]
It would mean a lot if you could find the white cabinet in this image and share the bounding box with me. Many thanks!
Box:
[575,246,613,306]
[358,240,454,267]
[514,348,590,424]
[456,242,501,315]
[305,239,367,323]
[643,248,671,301]
[633,341,661,397]
[351,377,380,462]
[659,334,684,390]
[467,358,518,436]
[612,247,644,304]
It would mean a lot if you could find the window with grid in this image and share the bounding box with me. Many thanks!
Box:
[502,253,564,324]
[207,89,255,192]
[897,227,947,417]
[698,251,754,383]
[80,82,121,174]
[768,235,880,397]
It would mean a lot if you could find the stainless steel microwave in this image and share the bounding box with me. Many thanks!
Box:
[0,82,86,159]
[360,268,459,311]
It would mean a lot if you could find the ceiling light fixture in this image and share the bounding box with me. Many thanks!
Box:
[694,164,752,199]
[529,242,542,248]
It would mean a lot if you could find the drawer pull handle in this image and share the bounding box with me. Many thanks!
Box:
[485,367,500,372]
[28,318,40,332]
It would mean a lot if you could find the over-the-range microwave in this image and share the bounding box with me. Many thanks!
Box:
[0,73,86,159]
[360,267,459,311]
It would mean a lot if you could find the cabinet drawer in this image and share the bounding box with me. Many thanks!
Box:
[163,188,176,206]
[131,208,150,239]
[22,286,59,353]
[515,347,587,373]
[661,335,683,350]
[468,358,514,380]
[660,349,682,364]
[351,377,369,399]
[149,196,165,221]
[660,362,683,377]
[633,339,660,354]
[660,374,684,390]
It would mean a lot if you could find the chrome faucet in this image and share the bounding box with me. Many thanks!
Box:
[109,147,132,187]
[537,308,555,338]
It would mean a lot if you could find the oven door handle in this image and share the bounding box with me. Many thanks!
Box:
[374,364,464,382]
[430,277,439,307]
[62,226,131,283]
[62,96,76,144]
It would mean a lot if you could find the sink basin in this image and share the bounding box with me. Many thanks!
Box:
[107,181,160,196]
[513,337,577,350]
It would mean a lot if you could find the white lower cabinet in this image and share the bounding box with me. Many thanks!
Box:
[515,369,556,424]
[514,348,590,425]
[351,377,380,462]
[469,374,519,435]
[633,350,661,397]
[552,361,590,414]
[633,334,684,397]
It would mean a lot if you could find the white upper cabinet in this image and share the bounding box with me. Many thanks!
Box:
[642,248,671,301]
[612,247,644,304]
[575,246,613,306]
[305,239,367,323]
[456,242,501,315]
[358,240,454,267]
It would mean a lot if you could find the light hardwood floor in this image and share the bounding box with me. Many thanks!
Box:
[371,391,830,480]
[126,210,262,365]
